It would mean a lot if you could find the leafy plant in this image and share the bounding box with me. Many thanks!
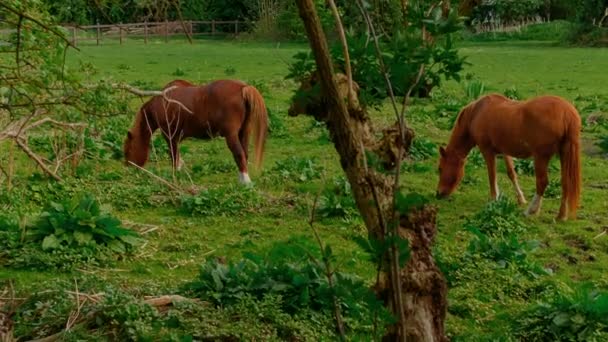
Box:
[172,67,186,76]
[545,179,562,198]
[317,177,358,221]
[270,156,324,183]
[514,284,608,341]
[224,66,237,76]
[181,237,391,336]
[180,185,263,216]
[463,79,486,100]
[29,194,143,253]
[504,86,522,100]
[0,194,143,271]
[409,137,438,161]
[287,6,466,104]
[464,196,527,238]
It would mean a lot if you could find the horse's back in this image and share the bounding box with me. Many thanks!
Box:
[469,94,579,157]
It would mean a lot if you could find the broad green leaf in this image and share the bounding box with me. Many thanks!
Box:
[73,231,93,245]
[42,234,60,250]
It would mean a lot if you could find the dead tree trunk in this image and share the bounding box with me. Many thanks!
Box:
[294,1,447,341]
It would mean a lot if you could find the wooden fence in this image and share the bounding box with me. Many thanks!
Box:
[64,20,248,46]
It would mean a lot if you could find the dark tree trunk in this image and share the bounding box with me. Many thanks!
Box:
[294,1,448,340]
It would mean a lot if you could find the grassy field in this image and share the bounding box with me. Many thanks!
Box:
[2,37,608,339]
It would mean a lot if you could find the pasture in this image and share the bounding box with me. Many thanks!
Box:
[2,37,608,339]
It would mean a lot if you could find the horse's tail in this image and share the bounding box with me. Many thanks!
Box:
[560,111,582,219]
[242,85,268,169]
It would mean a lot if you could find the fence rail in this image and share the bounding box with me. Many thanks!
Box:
[63,20,248,46]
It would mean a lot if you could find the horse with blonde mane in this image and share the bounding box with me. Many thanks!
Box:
[436,94,581,220]
[123,79,268,184]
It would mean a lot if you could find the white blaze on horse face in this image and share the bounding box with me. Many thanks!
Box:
[239,172,252,184]
[525,194,543,216]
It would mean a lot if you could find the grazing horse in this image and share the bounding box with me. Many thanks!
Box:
[123,79,268,184]
[436,94,581,220]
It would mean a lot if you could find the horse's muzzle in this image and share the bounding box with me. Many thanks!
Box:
[436,191,448,199]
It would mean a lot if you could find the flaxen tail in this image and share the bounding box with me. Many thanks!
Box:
[242,85,268,169]
[561,111,581,219]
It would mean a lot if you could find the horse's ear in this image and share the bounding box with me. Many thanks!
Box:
[439,146,446,157]
[127,131,133,140]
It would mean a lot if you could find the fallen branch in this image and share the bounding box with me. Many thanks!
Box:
[15,139,61,181]
[26,294,197,342]
[128,161,194,195]
[117,84,193,114]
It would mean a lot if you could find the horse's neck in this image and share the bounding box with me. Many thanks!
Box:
[134,106,156,139]
[447,110,475,158]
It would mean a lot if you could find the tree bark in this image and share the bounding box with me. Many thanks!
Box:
[294,1,447,341]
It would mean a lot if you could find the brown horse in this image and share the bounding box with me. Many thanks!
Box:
[123,79,268,184]
[436,94,581,220]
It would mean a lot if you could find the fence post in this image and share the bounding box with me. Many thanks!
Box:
[165,20,169,43]
[235,20,238,35]
[119,22,123,45]
[71,26,77,47]
[211,20,215,36]
[189,20,193,37]
[144,21,148,44]
[96,21,100,45]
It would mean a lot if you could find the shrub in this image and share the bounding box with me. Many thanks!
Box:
[269,156,324,183]
[181,237,391,336]
[317,176,358,221]
[464,196,527,238]
[287,6,466,104]
[514,284,608,341]
[409,137,438,161]
[12,278,336,341]
[463,79,486,100]
[180,185,263,216]
[28,194,142,253]
[0,194,143,271]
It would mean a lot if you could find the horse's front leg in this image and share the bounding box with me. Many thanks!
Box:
[163,135,183,171]
[481,150,499,200]
[226,134,251,185]
[504,156,526,205]
[525,156,549,216]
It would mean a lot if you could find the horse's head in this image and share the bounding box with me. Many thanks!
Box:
[123,130,148,167]
[436,146,465,199]
[288,72,359,121]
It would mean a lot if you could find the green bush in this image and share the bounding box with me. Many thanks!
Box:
[464,20,573,42]
[12,278,336,341]
[180,185,263,216]
[317,176,358,221]
[287,6,466,104]
[464,196,527,238]
[0,194,143,271]
[514,284,608,341]
[269,156,324,183]
[181,237,391,337]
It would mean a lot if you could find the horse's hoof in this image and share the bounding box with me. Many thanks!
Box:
[238,172,252,185]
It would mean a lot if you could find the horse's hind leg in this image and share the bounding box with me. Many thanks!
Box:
[526,156,549,216]
[226,134,251,184]
[504,156,526,205]
[239,128,251,161]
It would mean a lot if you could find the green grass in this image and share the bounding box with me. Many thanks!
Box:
[2,38,608,339]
